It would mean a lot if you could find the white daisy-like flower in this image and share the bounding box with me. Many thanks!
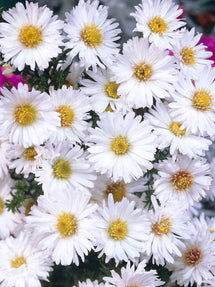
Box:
[0,177,22,239]
[104,260,163,287]
[154,155,212,208]
[131,0,185,49]
[0,1,64,71]
[75,279,108,287]
[87,111,157,183]
[111,37,176,109]
[172,28,213,79]
[169,67,215,137]
[0,138,10,178]
[64,0,121,70]
[26,189,98,266]
[169,217,215,287]
[0,83,60,148]
[48,85,91,144]
[35,142,96,194]
[143,198,191,266]
[145,101,212,158]
[93,194,150,264]
[81,68,128,114]
[0,231,52,287]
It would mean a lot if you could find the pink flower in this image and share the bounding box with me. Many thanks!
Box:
[0,66,26,88]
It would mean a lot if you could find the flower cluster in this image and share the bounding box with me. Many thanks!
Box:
[0,0,215,286]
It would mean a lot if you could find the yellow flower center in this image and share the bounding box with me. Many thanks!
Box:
[110,136,130,155]
[183,246,202,266]
[169,122,186,136]
[192,88,214,112]
[0,197,4,214]
[180,46,197,66]
[148,16,169,35]
[23,198,36,216]
[52,158,72,179]
[105,82,120,99]
[152,217,171,236]
[108,218,127,240]
[19,24,42,48]
[11,256,26,268]
[24,146,38,161]
[56,212,78,237]
[56,104,75,128]
[14,104,38,126]
[81,24,103,48]
[134,63,153,81]
[105,181,126,202]
[171,170,193,191]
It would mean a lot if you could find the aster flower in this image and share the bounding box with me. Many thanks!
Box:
[75,279,108,287]
[104,260,163,287]
[93,194,150,264]
[26,189,98,266]
[0,1,64,71]
[111,37,176,109]
[64,0,121,70]
[145,101,212,158]
[153,155,212,208]
[0,83,60,147]
[0,231,52,287]
[87,111,157,183]
[131,0,185,49]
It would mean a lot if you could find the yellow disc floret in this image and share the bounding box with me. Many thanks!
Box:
[171,170,193,191]
[192,88,214,112]
[110,136,130,155]
[56,212,78,237]
[24,146,38,161]
[169,122,186,136]
[105,181,126,202]
[0,197,4,214]
[14,104,38,126]
[105,82,120,99]
[148,16,169,35]
[11,256,26,268]
[134,63,153,82]
[81,24,103,48]
[180,46,197,66]
[152,217,172,236]
[183,246,202,266]
[56,104,75,128]
[52,158,72,179]
[19,24,42,48]
[108,218,128,240]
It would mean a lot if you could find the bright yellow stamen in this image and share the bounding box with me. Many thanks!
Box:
[169,122,186,136]
[0,197,4,214]
[108,218,127,240]
[24,146,38,161]
[105,181,126,202]
[171,170,193,191]
[192,88,214,112]
[148,16,169,35]
[14,104,38,126]
[110,136,129,155]
[180,46,197,66]
[56,105,75,128]
[134,63,153,81]
[23,198,36,216]
[52,159,72,179]
[56,212,78,237]
[19,24,42,48]
[81,24,103,48]
[11,256,26,268]
[183,246,202,266]
[105,82,120,99]
[152,217,172,236]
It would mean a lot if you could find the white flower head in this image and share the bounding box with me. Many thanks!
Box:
[0,1,64,71]
[64,0,121,70]
[0,83,60,147]
[76,279,108,287]
[87,111,157,183]
[131,0,185,49]
[111,37,176,109]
